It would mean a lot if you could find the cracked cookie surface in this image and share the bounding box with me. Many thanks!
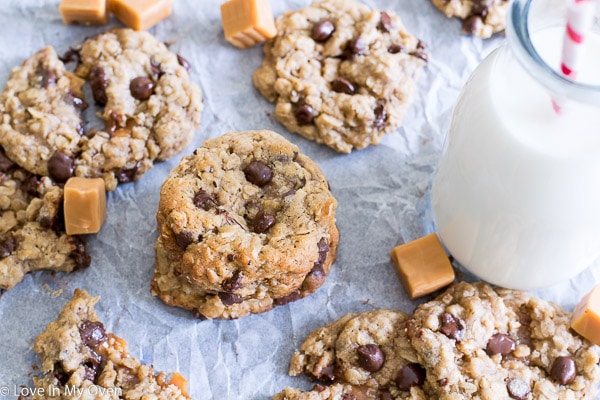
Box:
[253,0,427,153]
[33,289,190,399]
[0,147,89,290]
[0,29,203,191]
[151,130,339,320]
[407,282,600,399]
[431,0,509,38]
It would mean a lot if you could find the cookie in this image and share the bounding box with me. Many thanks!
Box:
[151,130,339,320]
[282,310,433,399]
[0,147,89,290]
[253,0,428,153]
[431,0,508,38]
[274,383,386,400]
[406,282,600,399]
[33,289,190,399]
[0,28,203,191]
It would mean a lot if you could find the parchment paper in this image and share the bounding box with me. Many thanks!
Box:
[1,1,599,399]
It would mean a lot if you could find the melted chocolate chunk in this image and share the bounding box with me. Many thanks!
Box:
[550,356,577,385]
[301,264,325,292]
[243,161,273,187]
[193,310,208,321]
[332,77,356,95]
[341,395,356,400]
[356,344,385,372]
[378,11,392,32]
[378,390,393,400]
[116,162,140,183]
[41,69,57,88]
[70,237,91,270]
[175,231,195,249]
[218,292,243,305]
[374,102,386,129]
[440,312,465,341]
[177,54,192,72]
[222,270,243,292]
[59,48,80,65]
[395,363,426,391]
[486,333,516,356]
[53,362,70,386]
[79,320,107,348]
[0,148,15,172]
[0,237,16,258]
[82,363,98,382]
[253,210,275,233]
[47,151,74,183]
[194,189,217,210]
[294,104,315,125]
[21,174,41,196]
[150,59,164,79]
[89,66,108,105]
[507,378,530,400]
[274,290,301,306]
[129,77,155,100]
[343,37,365,59]
[462,15,483,35]
[317,365,336,382]
[312,20,335,42]
[472,0,491,16]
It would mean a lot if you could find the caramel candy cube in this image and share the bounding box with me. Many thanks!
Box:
[64,177,107,235]
[571,285,600,345]
[220,0,277,49]
[390,233,455,300]
[108,0,173,31]
[59,0,109,25]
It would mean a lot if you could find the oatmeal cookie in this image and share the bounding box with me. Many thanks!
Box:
[406,282,600,399]
[431,0,509,38]
[0,147,89,290]
[151,130,339,320]
[33,289,190,399]
[0,29,203,191]
[282,310,433,399]
[253,0,428,153]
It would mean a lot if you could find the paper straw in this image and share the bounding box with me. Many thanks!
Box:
[552,0,597,114]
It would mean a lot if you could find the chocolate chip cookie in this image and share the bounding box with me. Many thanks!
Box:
[253,0,428,153]
[0,147,89,290]
[406,282,600,399]
[0,29,203,191]
[279,310,433,399]
[151,130,339,320]
[33,289,190,399]
[431,0,509,38]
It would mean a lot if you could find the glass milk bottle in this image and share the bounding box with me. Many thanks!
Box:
[431,0,600,289]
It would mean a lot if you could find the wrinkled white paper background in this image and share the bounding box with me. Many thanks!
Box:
[1,0,599,399]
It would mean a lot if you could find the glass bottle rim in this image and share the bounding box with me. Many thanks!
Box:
[507,0,600,105]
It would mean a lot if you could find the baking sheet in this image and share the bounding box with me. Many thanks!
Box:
[1,0,599,399]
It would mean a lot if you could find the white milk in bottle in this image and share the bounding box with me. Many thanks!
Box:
[431,0,600,289]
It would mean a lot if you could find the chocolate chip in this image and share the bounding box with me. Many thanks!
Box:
[253,210,275,233]
[294,104,315,125]
[193,311,208,320]
[116,162,140,183]
[21,174,41,196]
[79,320,107,348]
[223,270,243,292]
[440,312,465,341]
[341,395,356,400]
[356,344,385,372]
[39,215,57,230]
[177,54,192,72]
[194,189,217,210]
[53,363,70,386]
[301,264,325,293]
[343,37,365,59]
[462,15,483,35]
[374,102,386,129]
[69,238,90,270]
[130,77,155,100]
[486,333,516,356]
[89,66,108,106]
[313,384,326,392]
[550,356,577,385]
[332,77,356,95]
[410,50,429,63]
[507,378,530,400]
[0,148,15,172]
[395,363,426,391]
[218,292,243,305]
[82,363,97,382]
[274,290,301,306]
[437,378,448,386]
[378,11,392,32]
[0,237,16,258]
[175,231,195,249]
[388,44,403,54]
[472,0,491,16]
[317,365,335,382]
[150,59,164,79]
[312,20,335,42]
[244,161,273,187]
[76,122,84,136]
[41,70,57,88]
[378,390,393,400]
[59,48,80,65]
[47,151,74,183]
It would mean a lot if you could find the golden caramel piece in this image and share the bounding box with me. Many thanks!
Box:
[390,233,455,300]
[59,0,109,25]
[108,0,173,31]
[572,285,600,345]
[220,0,277,49]
[64,177,107,235]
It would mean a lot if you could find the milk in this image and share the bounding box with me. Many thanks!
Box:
[431,28,600,289]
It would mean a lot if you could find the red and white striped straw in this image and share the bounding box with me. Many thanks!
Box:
[552,0,597,114]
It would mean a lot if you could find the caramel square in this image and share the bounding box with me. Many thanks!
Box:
[64,177,107,235]
[108,0,173,31]
[59,0,109,25]
[572,285,600,345]
[221,0,277,49]
[390,233,455,300]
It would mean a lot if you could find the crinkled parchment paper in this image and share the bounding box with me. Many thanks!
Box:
[1,0,599,399]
